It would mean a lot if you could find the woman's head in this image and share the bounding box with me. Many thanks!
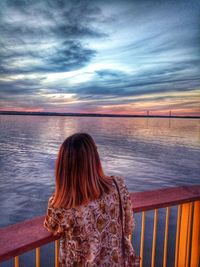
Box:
[52,133,112,208]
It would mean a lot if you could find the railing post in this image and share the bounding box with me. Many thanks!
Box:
[186,203,193,266]
[55,240,59,267]
[140,211,146,267]
[151,209,158,267]
[190,201,200,267]
[14,256,19,267]
[175,205,181,267]
[36,247,40,267]
[163,207,170,267]
[177,203,193,267]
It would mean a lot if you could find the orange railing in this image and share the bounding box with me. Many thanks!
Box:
[0,186,200,267]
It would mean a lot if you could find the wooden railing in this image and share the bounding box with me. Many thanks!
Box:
[0,186,200,267]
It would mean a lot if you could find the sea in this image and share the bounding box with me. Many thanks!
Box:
[0,115,200,267]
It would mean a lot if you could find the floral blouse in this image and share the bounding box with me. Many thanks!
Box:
[44,176,138,266]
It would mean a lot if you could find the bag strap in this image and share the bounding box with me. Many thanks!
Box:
[112,178,126,266]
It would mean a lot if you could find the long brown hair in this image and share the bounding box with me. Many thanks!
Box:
[52,133,113,208]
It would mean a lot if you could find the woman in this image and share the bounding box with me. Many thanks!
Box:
[44,133,140,266]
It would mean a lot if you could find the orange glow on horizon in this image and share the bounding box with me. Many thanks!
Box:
[0,107,199,117]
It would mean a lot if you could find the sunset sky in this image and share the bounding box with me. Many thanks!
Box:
[0,0,200,115]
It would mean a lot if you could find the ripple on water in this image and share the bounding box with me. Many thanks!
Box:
[0,116,199,221]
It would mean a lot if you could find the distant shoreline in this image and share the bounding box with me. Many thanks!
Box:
[0,111,200,119]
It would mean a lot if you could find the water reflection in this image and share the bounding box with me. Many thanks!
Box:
[0,115,200,266]
[0,115,200,225]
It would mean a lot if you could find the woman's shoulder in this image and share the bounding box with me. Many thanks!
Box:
[111,175,131,200]
[47,193,81,216]
[48,193,55,205]
[47,193,68,212]
[112,175,127,189]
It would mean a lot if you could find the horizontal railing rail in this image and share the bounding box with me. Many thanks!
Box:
[130,185,200,212]
[0,185,200,266]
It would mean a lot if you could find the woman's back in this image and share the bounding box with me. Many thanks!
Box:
[44,176,136,266]
[44,133,139,266]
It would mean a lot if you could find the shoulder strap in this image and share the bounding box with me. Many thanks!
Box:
[112,178,126,266]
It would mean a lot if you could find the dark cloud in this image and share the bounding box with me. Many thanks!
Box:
[0,41,96,74]
[0,78,43,100]
[45,41,96,72]
[0,0,105,75]
[96,70,126,78]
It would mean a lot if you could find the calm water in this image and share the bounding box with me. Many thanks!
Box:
[0,115,200,266]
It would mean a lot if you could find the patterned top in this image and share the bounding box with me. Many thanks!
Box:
[44,176,138,266]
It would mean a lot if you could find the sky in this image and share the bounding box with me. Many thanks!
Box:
[0,0,200,116]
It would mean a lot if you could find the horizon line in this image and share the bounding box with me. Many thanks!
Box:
[0,110,200,119]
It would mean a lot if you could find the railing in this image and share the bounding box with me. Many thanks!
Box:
[0,185,200,267]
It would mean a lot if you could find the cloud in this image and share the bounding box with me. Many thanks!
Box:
[0,0,106,75]
[0,0,200,114]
